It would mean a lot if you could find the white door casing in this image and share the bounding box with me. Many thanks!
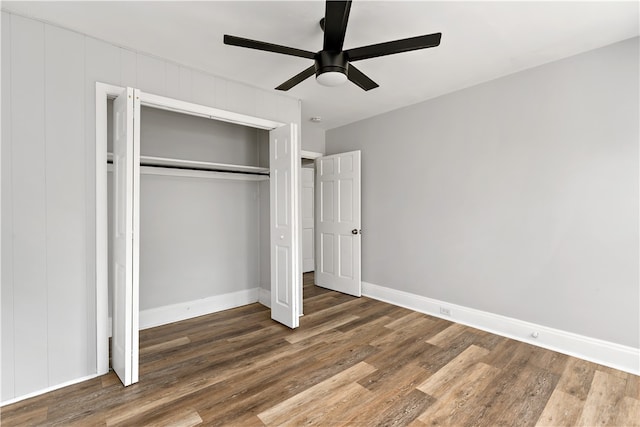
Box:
[270,124,300,328]
[301,167,315,273]
[111,87,140,386]
[315,151,361,297]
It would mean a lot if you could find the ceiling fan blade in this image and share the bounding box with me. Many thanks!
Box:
[323,0,352,51]
[346,32,442,62]
[275,65,316,91]
[224,35,315,60]
[347,64,379,91]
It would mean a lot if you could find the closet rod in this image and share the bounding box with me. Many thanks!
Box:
[106,159,269,176]
[106,153,269,176]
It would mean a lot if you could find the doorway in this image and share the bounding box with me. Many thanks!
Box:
[301,153,320,274]
[299,149,363,299]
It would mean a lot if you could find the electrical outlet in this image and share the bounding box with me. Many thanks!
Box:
[440,307,451,316]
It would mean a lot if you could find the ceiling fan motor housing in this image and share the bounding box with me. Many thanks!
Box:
[315,51,348,77]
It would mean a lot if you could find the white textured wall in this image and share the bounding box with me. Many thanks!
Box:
[1,11,300,402]
[326,37,639,349]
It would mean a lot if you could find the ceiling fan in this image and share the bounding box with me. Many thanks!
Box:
[223,0,442,91]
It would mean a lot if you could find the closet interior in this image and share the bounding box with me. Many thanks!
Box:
[107,100,271,332]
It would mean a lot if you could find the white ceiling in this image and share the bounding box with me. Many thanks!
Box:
[3,1,638,130]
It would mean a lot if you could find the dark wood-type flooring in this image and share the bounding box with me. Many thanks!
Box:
[2,273,639,426]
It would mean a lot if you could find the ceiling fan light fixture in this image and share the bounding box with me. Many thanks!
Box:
[224,0,442,92]
[315,51,348,87]
[316,71,348,87]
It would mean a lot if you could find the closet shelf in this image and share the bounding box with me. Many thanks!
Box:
[106,153,269,175]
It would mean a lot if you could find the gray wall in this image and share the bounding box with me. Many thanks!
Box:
[326,37,639,348]
[138,109,269,309]
[301,122,326,154]
[138,106,267,165]
[138,175,263,309]
[1,11,299,402]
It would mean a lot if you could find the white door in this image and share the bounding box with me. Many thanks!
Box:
[112,87,140,386]
[315,151,361,297]
[270,124,300,328]
[301,167,315,273]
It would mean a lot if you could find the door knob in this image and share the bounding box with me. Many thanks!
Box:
[352,229,359,235]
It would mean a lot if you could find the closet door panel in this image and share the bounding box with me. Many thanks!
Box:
[111,87,140,386]
[270,124,300,328]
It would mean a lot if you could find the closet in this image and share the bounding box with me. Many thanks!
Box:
[108,103,269,320]
[99,86,300,387]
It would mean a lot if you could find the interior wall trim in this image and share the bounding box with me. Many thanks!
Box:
[0,374,100,407]
[139,91,284,131]
[3,287,258,405]
[259,288,271,308]
[361,281,640,375]
[137,288,260,331]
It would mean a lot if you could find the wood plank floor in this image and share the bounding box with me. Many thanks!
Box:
[2,273,639,426]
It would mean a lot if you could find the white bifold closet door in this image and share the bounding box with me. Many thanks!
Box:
[269,124,301,329]
[112,87,140,386]
[315,150,362,297]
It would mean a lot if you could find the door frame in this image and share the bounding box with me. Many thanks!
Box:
[95,82,295,376]
[301,166,316,274]
[298,150,323,315]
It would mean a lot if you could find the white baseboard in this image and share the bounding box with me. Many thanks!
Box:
[362,281,639,375]
[9,283,635,408]
[1,373,100,407]
[108,288,263,336]
[259,288,271,308]
[139,288,260,330]
[7,289,263,406]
